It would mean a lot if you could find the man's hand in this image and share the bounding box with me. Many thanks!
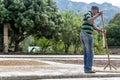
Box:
[101,30,106,34]
[99,11,103,16]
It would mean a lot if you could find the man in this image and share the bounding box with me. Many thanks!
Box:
[80,6,105,73]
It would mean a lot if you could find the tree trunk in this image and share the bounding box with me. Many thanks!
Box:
[0,25,3,52]
[3,23,9,52]
[65,44,69,54]
[14,42,20,52]
[74,45,77,54]
[74,45,79,55]
[13,36,25,52]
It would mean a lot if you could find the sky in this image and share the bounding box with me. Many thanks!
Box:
[71,0,120,8]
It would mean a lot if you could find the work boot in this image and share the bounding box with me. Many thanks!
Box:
[85,70,96,73]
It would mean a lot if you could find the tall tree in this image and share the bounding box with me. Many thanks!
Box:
[0,0,9,52]
[0,0,62,52]
[107,13,120,46]
[60,11,82,54]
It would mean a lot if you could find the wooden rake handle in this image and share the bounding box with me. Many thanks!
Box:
[101,14,108,50]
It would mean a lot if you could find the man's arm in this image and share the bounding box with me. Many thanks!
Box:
[93,24,105,33]
[87,11,103,22]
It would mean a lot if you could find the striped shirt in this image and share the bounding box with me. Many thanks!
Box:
[81,11,94,34]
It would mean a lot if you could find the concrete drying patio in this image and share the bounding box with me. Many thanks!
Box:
[0,55,120,80]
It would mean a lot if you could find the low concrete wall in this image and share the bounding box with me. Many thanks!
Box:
[109,46,120,54]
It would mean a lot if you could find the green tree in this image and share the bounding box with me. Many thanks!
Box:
[93,31,106,54]
[70,12,82,54]
[60,11,82,54]
[0,1,9,23]
[106,24,120,46]
[107,13,120,46]
[0,1,9,51]
[0,0,62,52]
[109,13,120,25]
[33,37,52,53]
[34,0,63,39]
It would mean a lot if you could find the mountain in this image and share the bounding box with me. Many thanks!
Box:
[55,0,120,24]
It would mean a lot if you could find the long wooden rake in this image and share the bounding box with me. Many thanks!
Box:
[101,14,117,70]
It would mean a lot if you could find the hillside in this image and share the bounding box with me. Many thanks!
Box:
[55,0,120,24]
